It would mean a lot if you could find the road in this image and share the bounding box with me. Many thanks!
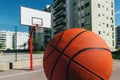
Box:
[0,60,120,80]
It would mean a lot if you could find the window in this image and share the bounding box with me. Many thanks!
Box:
[106,17,108,19]
[98,23,101,26]
[106,8,108,11]
[78,7,81,11]
[112,33,114,38]
[111,2,113,8]
[98,31,101,34]
[81,6,84,9]
[86,13,90,17]
[85,2,89,8]
[111,17,114,23]
[81,15,84,18]
[107,24,109,27]
[111,25,114,31]
[112,40,114,46]
[81,23,84,27]
[106,1,108,3]
[98,4,100,8]
[98,14,100,17]
[112,10,113,15]
[87,13,90,16]
[73,2,76,6]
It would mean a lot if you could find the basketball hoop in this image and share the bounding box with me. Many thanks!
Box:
[34,23,44,33]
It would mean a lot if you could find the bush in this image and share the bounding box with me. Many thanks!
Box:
[112,49,120,59]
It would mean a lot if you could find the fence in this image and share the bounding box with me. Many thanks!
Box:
[0,24,44,63]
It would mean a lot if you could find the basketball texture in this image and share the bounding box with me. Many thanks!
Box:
[43,28,113,80]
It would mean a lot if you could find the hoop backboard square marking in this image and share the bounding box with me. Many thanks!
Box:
[32,17,43,26]
[20,6,51,28]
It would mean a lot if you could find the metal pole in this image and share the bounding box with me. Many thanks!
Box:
[15,26,17,62]
[30,34,33,70]
[29,26,35,70]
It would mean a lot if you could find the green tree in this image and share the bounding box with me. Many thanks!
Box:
[33,37,40,50]
[0,43,2,53]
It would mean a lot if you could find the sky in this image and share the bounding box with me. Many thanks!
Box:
[0,0,120,32]
[0,0,53,32]
[115,0,120,26]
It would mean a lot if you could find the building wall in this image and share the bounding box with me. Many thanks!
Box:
[0,31,6,50]
[116,26,120,47]
[16,32,29,49]
[6,31,13,49]
[91,0,116,48]
[52,0,116,49]
[52,0,67,35]
[0,30,29,50]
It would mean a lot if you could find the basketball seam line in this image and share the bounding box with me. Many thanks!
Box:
[49,44,110,80]
[43,31,64,61]
[66,48,109,80]
[49,30,88,80]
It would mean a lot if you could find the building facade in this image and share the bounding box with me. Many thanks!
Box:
[0,30,29,50]
[52,0,116,48]
[116,26,120,47]
[0,31,6,50]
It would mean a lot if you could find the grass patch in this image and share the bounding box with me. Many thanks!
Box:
[112,49,120,60]
[33,50,44,54]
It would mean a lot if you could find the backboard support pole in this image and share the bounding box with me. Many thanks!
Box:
[29,26,35,71]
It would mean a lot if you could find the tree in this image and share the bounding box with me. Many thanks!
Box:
[33,37,40,50]
[0,43,3,53]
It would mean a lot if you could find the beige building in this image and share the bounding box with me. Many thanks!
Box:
[52,0,116,48]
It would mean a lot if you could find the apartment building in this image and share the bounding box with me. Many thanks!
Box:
[52,0,116,48]
[0,31,6,50]
[0,30,29,50]
[116,26,120,47]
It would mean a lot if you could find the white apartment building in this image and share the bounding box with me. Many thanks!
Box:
[16,32,29,49]
[52,0,116,48]
[6,31,14,50]
[0,30,29,50]
[0,31,6,50]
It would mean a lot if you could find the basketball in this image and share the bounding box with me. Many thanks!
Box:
[43,28,113,80]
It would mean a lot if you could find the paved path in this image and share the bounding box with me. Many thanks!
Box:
[0,60,119,80]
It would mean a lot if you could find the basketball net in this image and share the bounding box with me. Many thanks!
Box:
[34,23,44,33]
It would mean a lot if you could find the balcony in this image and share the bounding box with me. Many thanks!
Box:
[53,9,65,16]
[55,7,66,12]
[54,22,66,28]
[53,0,65,8]
[54,25,66,35]
[54,0,66,4]
[54,14,66,22]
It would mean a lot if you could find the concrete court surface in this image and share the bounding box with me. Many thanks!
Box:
[0,66,47,80]
[110,59,120,80]
[0,60,119,80]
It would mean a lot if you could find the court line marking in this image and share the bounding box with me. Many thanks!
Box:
[0,69,43,79]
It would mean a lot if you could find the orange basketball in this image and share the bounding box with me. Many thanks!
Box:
[43,28,113,80]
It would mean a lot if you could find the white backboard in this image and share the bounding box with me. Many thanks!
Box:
[20,6,51,28]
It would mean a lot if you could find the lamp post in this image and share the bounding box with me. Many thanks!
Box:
[15,26,17,62]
